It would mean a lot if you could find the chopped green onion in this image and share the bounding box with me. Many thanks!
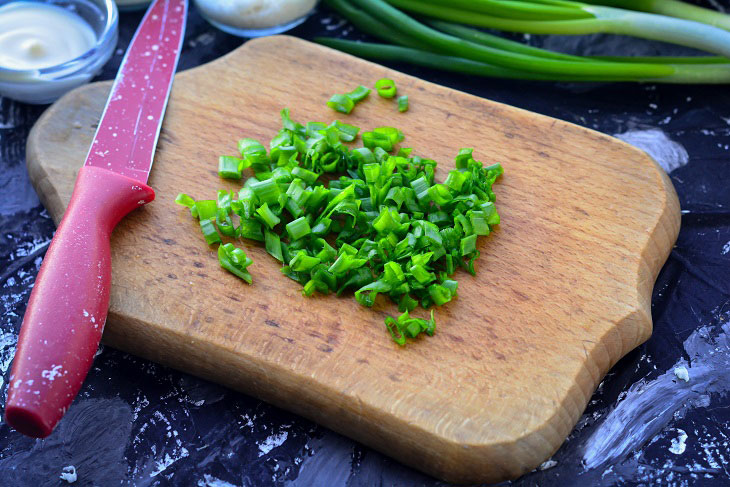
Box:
[332,120,361,141]
[289,250,321,272]
[238,218,264,241]
[250,178,281,206]
[286,217,312,241]
[179,104,503,346]
[398,95,409,112]
[428,284,453,306]
[384,309,436,345]
[200,219,221,245]
[218,156,247,179]
[194,200,217,221]
[265,229,284,262]
[374,126,405,144]
[218,243,253,284]
[327,94,355,114]
[291,166,319,185]
[256,202,281,229]
[175,193,195,208]
[375,78,397,98]
[460,234,477,256]
[347,85,371,102]
[362,131,394,151]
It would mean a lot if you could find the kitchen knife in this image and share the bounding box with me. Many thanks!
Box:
[5,0,187,438]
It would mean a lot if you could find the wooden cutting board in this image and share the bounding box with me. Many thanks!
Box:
[26,36,680,484]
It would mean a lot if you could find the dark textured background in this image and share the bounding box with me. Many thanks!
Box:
[1,1,729,486]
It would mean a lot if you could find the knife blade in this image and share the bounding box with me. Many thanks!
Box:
[5,0,187,438]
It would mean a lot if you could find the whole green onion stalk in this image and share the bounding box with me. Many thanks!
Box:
[579,0,730,30]
[318,0,730,83]
[386,0,730,58]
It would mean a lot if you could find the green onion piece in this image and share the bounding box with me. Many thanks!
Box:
[327,94,355,114]
[311,218,332,236]
[455,148,473,169]
[468,210,490,236]
[218,156,246,179]
[374,126,405,144]
[428,284,453,306]
[333,120,361,141]
[194,200,217,221]
[409,264,434,284]
[289,250,321,272]
[444,170,467,191]
[384,309,436,345]
[352,147,377,166]
[302,279,317,297]
[460,234,477,256]
[355,280,392,307]
[239,138,267,157]
[218,243,253,284]
[385,316,407,346]
[250,178,281,206]
[347,85,371,102]
[175,193,195,208]
[286,217,312,241]
[280,108,303,133]
[328,253,367,275]
[363,163,381,184]
[291,167,319,185]
[428,184,453,206]
[375,78,397,98]
[200,219,221,245]
[398,294,418,312]
[238,138,269,173]
[264,229,284,262]
[362,131,393,151]
[217,190,233,212]
[256,202,281,229]
[216,208,236,237]
[314,238,337,262]
[441,279,458,297]
[398,95,409,112]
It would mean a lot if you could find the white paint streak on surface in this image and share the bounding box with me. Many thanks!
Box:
[722,241,730,255]
[614,128,689,173]
[674,366,690,382]
[149,447,189,477]
[669,429,688,455]
[258,431,288,457]
[60,465,77,483]
[582,310,730,470]
[197,474,239,487]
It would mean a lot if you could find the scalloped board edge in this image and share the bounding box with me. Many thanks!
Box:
[25,36,680,483]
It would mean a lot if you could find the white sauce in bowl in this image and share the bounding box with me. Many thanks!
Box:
[0,2,96,70]
[195,0,317,30]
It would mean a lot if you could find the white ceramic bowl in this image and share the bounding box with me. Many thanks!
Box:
[194,0,319,38]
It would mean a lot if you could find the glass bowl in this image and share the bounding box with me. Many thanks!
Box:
[193,0,319,38]
[0,0,118,104]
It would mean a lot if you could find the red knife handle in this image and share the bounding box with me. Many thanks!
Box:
[5,166,154,438]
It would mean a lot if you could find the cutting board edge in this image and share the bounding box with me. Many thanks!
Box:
[23,35,684,485]
[100,308,573,484]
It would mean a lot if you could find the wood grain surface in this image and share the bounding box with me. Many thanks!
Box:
[26,36,680,484]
